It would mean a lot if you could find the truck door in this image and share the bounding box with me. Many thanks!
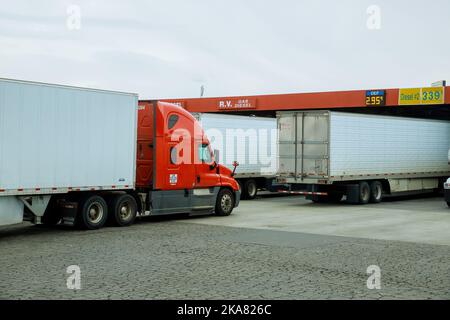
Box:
[194,141,220,188]
[151,108,197,214]
[190,140,221,210]
[161,112,196,190]
[152,138,193,213]
[300,112,329,180]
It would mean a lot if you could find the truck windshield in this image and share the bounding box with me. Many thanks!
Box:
[198,144,212,164]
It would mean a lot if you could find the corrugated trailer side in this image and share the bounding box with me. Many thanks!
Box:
[0,78,137,195]
[329,112,450,179]
[0,78,138,227]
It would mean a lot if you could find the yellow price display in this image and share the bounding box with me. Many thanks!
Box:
[421,87,444,105]
[398,87,445,105]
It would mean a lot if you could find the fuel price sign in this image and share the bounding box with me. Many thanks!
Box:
[365,90,386,106]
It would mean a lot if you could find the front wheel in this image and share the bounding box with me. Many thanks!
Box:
[215,189,235,216]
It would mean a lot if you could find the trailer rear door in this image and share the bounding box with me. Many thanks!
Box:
[278,111,330,181]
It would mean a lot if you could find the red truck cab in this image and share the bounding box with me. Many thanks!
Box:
[136,101,240,216]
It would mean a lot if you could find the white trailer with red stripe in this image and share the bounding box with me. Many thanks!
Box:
[277,111,450,204]
[0,78,138,227]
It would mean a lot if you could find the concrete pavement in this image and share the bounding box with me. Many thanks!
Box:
[183,194,450,246]
[1,194,449,300]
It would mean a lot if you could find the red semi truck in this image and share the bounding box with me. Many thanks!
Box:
[135,101,241,218]
[0,79,240,230]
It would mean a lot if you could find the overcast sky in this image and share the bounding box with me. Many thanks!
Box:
[0,0,449,99]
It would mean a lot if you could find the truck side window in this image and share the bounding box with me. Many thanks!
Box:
[198,144,212,163]
[170,147,177,164]
[168,114,179,129]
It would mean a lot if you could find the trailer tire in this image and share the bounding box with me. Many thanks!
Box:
[359,182,371,204]
[244,179,258,200]
[108,194,137,227]
[447,202,450,208]
[215,188,235,216]
[369,181,383,203]
[76,195,108,230]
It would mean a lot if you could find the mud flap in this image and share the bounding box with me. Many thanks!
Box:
[445,189,450,203]
[0,196,24,226]
[60,200,78,226]
[345,184,360,204]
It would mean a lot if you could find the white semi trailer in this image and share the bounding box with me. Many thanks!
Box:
[0,78,138,227]
[193,113,278,199]
[277,111,450,204]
